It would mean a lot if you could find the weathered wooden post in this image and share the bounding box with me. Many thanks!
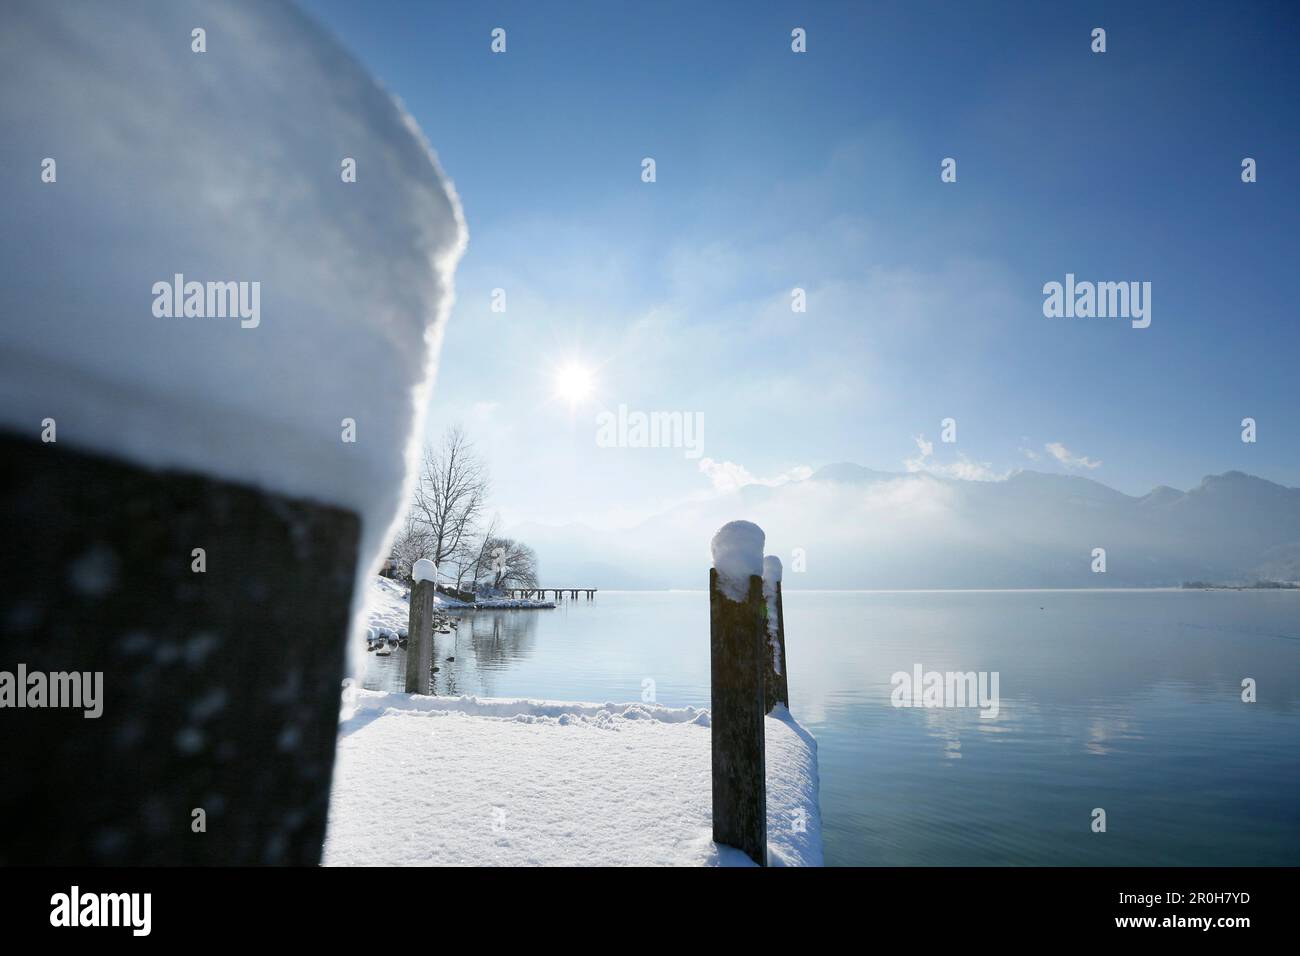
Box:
[709,520,767,866]
[405,559,437,694]
[0,435,362,865]
[763,555,789,713]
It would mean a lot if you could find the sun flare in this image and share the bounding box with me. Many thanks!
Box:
[553,361,595,405]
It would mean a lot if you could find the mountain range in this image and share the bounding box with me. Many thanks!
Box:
[510,466,1300,589]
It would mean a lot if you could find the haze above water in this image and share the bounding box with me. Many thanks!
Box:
[362,590,1300,866]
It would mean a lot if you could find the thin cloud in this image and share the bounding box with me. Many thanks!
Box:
[1045,441,1101,470]
[698,458,813,494]
[904,435,1010,482]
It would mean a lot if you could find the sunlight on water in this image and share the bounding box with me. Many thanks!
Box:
[362,589,1300,866]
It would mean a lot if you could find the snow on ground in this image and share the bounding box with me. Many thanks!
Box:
[324,691,823,867]
[361,575,553,627]
[362,576,412,642]
[436,593,556,609]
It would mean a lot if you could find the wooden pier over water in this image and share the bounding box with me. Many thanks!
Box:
[506,587,598,600]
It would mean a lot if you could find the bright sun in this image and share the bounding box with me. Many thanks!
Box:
[554,361,595,405]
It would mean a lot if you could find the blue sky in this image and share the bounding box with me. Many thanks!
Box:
[302,0,1300,528]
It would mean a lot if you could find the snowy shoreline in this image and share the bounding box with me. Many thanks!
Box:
[345,574,824,865]
[440,595,558,609]
[325,690,823,867]
[361,575,553,645]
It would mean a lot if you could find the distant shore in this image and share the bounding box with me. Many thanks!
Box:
[1180,580,1300,590]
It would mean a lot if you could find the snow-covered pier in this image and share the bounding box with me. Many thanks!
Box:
[504,587,598,600]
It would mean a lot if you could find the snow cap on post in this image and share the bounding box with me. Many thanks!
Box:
[711,520,765,602]
[412,559,437,584]
[0,0,466,590]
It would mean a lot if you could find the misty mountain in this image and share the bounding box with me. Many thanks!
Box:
[510,466,1300,589]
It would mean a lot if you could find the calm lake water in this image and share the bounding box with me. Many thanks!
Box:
[362,589,1300,866]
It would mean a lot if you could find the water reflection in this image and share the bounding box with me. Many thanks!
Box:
[364,609,542,698]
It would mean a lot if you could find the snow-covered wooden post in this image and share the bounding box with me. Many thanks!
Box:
[763,555,789,713]
[405,560,437,694]
[709,520,767,866]
[0,2,464,863]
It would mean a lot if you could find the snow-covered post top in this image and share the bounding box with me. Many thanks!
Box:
[708,520,768,865]
[412,559,437,584]
[711,520,766,603]
[762,555,789,712]
[0,0,466,586]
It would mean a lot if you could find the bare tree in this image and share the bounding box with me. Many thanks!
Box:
[410,426,489,572]
[388,515,432,583]
[386,428,542,596]
[478,536,539,591]
[462,513,502,589]
[446,541,474,590]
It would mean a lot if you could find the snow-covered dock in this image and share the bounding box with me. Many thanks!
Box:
[323,691,823,866]
[359,576,554,646]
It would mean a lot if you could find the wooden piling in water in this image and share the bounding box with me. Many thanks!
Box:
[763,555,789,713]
[709,566,767,866]
[405,577,435,694]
